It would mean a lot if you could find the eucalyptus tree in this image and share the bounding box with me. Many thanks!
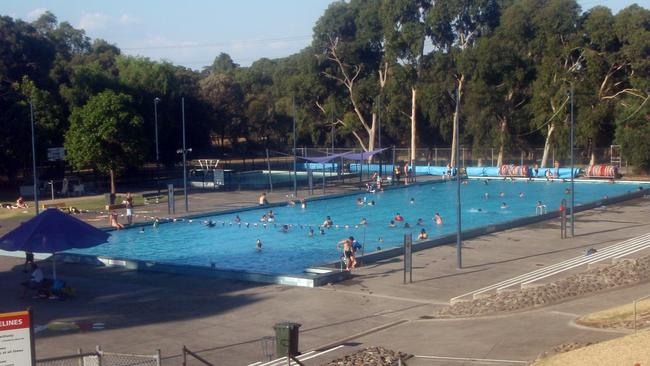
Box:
[426,0,501,167]
[381,0,430,165]
[611,5,650,171]
[313,0,387,153]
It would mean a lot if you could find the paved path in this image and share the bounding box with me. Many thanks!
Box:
[0,195,648,365]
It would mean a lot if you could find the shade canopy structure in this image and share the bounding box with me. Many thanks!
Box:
[341,147,389,161]
[0,208,110,278]
[297,151,350,164]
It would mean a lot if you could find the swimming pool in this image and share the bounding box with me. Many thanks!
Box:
[68,180,647,275]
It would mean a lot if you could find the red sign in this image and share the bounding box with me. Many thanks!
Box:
[0,310,35,366]
[0,312,30,332]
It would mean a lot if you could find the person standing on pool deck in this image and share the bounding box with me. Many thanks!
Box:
[259,192,268,206]
[123,193,134,225]
[338,238,353,271]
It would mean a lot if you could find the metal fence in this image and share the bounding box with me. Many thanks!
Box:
[36,347,160,366]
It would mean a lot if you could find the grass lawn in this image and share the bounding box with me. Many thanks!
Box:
[0,192,184,222]
[577,298,650,328]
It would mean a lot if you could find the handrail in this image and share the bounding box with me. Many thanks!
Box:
[182,345,213,366]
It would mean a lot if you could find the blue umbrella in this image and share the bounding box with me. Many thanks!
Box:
[0,208,110,278]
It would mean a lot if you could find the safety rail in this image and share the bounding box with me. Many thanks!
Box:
[634,295,650,333]
[451,232,650,303]
[182,346,213,366]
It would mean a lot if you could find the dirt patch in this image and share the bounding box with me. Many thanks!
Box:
[435,256,650,318]
[321,346,411,366]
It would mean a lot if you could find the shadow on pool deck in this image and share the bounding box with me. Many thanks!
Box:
[0,258,268,339]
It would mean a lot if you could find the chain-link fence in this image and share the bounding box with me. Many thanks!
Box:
[36,347,160,366]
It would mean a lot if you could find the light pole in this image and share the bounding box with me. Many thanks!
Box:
[154,97,160,192]
[29,101,39,215]
[154,97,160,162]
[569,84,575,236]
[454,87,462,269]
[292,97,297,197]
[181,97,188,212]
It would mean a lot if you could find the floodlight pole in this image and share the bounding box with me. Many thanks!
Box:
[30,101,39,215]
[569,84,575,236]
[292,97,297,197]
[182,97,188,212]
[455,87,462,269]
[154,97,160,162]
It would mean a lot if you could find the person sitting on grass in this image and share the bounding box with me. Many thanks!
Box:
[14,196,28,209]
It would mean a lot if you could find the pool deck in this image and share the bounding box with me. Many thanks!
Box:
[1,191,649,364]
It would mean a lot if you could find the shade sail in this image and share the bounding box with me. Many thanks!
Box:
[297,152,350,164]
[342,147,390,161]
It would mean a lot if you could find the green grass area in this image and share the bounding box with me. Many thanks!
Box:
[0,191,184,221]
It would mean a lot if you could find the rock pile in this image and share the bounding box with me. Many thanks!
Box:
[436,256,650,317]
[322,346,411,366]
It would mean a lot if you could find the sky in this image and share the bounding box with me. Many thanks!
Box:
[2,0,648,70]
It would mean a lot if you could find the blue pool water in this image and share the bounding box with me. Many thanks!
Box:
[69,180,647,274]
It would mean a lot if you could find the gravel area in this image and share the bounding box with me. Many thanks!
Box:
[435,256,650,317]
[321,346,411,366]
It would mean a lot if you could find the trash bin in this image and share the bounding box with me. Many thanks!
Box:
[105,193,116,205]
[274,322,301,358]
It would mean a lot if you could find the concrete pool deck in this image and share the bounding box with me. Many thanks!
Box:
[1,193,649,364]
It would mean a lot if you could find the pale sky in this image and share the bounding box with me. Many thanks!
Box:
[1,0,647,70]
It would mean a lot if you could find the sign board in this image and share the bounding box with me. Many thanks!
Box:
[404,234,412,284]
[47,147,65,161]
[0,310,35,366]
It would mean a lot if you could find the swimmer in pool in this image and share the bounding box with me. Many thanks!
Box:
[394,213,404,222]
[499,192,505,198]
[434,213,443,225]
[404,222,411,228]
[519,192,525,198]
[416,218,424,226]
[320,228,326,235]
[484,192,489,200]
[205,220,216,227]
[368,200,375,206]
[139,227,145,233]
[256,239,262,251]
[359,218,368,225]
[410,198,415,204]
[356,197,364,205]
[153,217,160,228]
[308,227,314,237]
[501,202,508,209]
[300,199,307,209]
[323,216,333,228]
[417,228,428,240]
[388,220,396,228]
[234,215,241,223]
[281,224,289,233]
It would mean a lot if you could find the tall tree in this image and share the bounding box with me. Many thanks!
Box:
[427,0,501,167]
[65,90,145,193]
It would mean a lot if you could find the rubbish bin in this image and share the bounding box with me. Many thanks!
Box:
[274,322,301,358]
[105,193,116,205]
